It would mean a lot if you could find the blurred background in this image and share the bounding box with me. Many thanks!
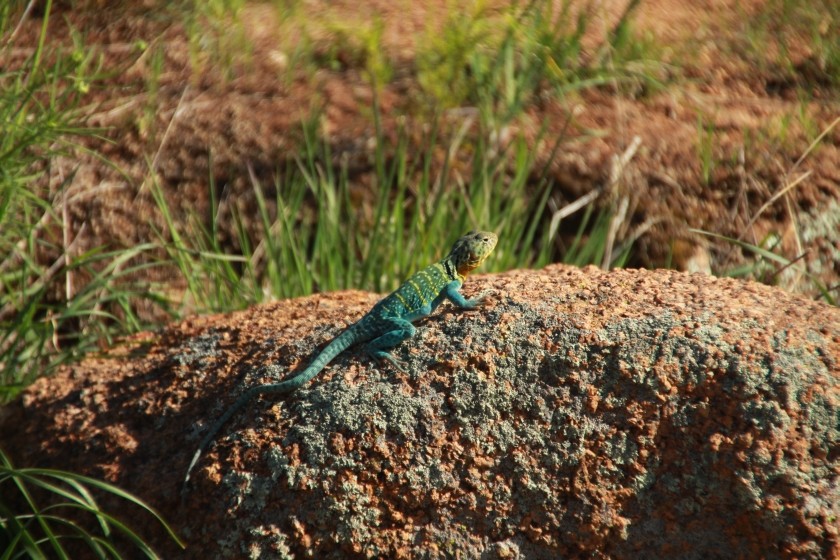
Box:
[2,0,838,399]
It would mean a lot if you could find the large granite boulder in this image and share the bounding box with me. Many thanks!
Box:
[2,265,837,558]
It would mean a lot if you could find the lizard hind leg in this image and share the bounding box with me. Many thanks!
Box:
[364,319,417,372]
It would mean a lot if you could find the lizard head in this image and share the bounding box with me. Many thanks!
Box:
[448,230,498,276]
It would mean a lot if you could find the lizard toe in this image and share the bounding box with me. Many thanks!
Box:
[371,350,407,372]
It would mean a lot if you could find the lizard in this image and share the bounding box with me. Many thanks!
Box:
[183,230,498,489]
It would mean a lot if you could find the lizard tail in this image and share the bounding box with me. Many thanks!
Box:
[182,328,358,494]
[182,384,276,492]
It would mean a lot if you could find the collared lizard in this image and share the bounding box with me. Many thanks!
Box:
[183,230,498,489]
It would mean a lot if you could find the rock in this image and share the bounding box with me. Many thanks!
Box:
[1,265,838,559]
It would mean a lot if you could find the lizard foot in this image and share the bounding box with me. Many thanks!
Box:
[465,290,494,307]
[371,350,408,373]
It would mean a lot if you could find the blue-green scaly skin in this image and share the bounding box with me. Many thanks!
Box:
[184,231,497,489]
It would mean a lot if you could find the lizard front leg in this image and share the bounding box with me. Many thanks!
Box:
[443,281,490,309]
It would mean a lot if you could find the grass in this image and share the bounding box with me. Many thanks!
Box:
[0,10,167,398]
[0,0,652,398]
[313,15,392,87]
[690,228,835,305]
[415,0,665,126]
[182,0,251,80]
[0,1,150,394]
[691,115,840,305]
[687,0,840,303]
[0,2,181,557]
[735,0,840,90]
[146,0,667,314]
[696,115,718,186]
[151,102,581,313]
[7,0,834,401]
[0,447,183,559]
[138,41,165,139]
